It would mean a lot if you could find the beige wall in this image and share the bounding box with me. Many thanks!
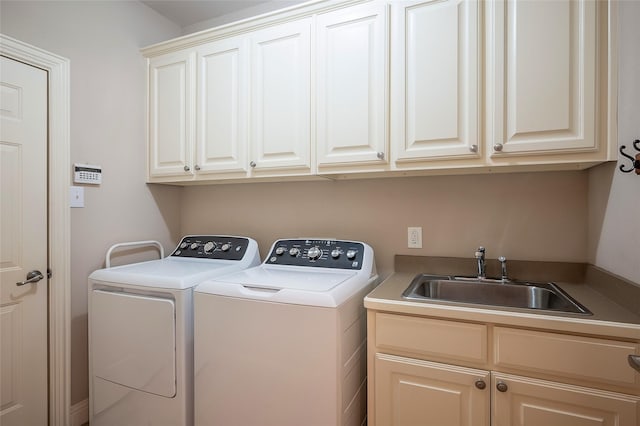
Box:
[0,0,183,405]
[588,0,640,285]
[1,0,635,414]
[180,171,589,279]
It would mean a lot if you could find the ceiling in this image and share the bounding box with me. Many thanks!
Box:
[141,0,296,28]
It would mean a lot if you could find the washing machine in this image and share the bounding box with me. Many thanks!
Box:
[88,235,260,426]
[194,238,378,426]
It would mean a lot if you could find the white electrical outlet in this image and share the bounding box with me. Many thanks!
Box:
[408,227,422,249]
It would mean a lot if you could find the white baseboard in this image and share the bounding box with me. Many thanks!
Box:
[70,398,89,426]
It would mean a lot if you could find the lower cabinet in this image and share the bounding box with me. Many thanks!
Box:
[493,373,640,426]
[368,311,640,426]
[375,353,489,426]
[373,353,639,426]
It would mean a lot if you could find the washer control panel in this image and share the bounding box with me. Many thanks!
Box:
[267,239,365,270]
[171,236,249,260]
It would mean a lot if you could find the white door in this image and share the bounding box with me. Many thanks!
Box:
[0,56,49,426]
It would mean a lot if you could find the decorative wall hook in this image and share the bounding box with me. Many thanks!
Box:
[619,139,640,175]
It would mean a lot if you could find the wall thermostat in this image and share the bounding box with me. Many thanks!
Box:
[73,163,102,185]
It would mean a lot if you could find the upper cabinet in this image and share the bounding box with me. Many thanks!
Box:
[148,50,195,180]
[249,18,312,177]
[390,0,482,168]
[486,0,613,166]
[316,3,389,173]
[196,35,249,177]
[143,0,616,185]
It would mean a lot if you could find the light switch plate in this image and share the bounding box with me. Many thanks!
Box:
[69,186,84,208]
[408,227,422,249]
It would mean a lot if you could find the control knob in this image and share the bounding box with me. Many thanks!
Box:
[289,247,300,257]
[331,249,341,259]
[180,242,188,249]
[307,247,322,260]
[346,249,357,260]
[275,247,286,256]
[221,243,231,252]
[190,243,199,250]
[203,241,216,254]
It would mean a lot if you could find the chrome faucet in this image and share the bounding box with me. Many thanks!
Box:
[498,256,508,282]
[475,246,486,279]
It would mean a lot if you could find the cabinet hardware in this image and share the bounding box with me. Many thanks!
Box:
[619,140,640,175]
[493,143,504,152]
[183,165,190,172]
[629,355,640,373]
[469,144,478,153]
[496,381,508,392]
[376,152,385,160]
[250,161,256,168]
[474,380,486,390]
[194,165,201,171]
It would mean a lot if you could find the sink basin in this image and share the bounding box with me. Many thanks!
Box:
[402,274,591,315]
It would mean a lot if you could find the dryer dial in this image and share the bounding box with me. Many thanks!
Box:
[203,241,216,253]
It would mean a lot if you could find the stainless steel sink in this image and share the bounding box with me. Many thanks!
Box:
[402,274,592,315]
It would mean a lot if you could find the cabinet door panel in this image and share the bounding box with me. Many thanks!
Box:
[250,18,311,174]
[317,3,388,169]
[148,51,195,178]
[197,37,249,175]
[392,0,480,163]
[375,353,489,426]
[493,373,640,426]
[487,0,596,156]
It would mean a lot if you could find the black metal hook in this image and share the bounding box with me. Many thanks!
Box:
[619,139,640,174]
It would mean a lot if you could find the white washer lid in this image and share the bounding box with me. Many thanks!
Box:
[195,265,374,307]
[89,257,251,290]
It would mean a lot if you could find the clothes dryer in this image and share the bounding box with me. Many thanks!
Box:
[194,238,378,426]
[88,235,260,426]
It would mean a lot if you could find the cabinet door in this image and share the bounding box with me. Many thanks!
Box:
[391,0,481,165]
[375,353,489,426]
[249,18,312,175]
[316,3,388,170]
[486,0,597,158]
[492,373,640,426]
[196,36,249,176]
[148,50,195,178]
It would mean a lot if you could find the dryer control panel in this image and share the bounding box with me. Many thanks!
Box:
[267,239,365,270]
[171,235,249,261]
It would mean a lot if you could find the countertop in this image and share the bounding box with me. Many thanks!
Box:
[364,256,640,341]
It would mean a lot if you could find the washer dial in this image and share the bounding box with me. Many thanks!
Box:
[307,246,322,260]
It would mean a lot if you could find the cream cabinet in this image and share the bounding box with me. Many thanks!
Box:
[390,0,482,168]
[316,2,389,172]
[367,311,640,426]
[148,50,195,179]
[248,18,312,177]
[375,353,490,426]
[493,373,640,426]
[195,35,249,177]
[145,0,615,184]
[485,0,608,164]
[147,18,312,183]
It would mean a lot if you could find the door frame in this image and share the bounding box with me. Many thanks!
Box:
[1,34,71,426]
